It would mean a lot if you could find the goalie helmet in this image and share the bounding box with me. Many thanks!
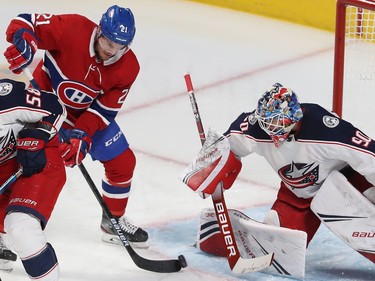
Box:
[255,83,303,147]
[99,5,136,46]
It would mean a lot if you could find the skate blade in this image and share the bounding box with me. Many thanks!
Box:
[102,233,149,249]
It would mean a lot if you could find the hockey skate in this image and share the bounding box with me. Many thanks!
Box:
[0,234,17,272]
[101,213,149,249]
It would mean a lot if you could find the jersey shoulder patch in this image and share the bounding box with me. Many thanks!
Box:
[322,115,340,128]
[0,81,13,96]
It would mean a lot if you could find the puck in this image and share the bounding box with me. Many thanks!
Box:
[178,255,187,268]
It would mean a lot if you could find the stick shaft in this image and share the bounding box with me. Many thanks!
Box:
[184,73,241,269]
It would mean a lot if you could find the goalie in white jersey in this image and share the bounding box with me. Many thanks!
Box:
[181,82,375,268]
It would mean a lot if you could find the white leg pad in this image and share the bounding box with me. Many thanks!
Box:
[311,170,375,262]
[197,208,307,279]
[263,209,280,227]
[363,186,375,204]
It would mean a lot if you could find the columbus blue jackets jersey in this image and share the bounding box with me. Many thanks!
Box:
[0,79,66,164]
[224,103,375,199]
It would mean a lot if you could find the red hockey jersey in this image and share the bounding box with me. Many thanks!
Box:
[6,13,140,136]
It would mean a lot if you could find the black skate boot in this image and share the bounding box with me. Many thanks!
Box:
[101,213,149,249]
[0,235,17,272]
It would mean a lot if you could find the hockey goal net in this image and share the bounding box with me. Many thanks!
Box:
[333,0,375,118]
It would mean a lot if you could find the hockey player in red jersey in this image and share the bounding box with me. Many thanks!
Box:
[0,78,67,280]
[181,83,375,270]
[4,5,148,248]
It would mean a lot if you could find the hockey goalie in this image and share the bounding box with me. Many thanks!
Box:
[180,83,375,279]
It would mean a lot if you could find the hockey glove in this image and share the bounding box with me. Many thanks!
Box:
[180,129,242,198]
[16,128,49,177]
[4,28,38,74]
[59,129,92,167]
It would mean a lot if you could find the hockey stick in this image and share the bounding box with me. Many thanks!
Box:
[184,73,273,274]
[22,67,187,273]
[78,163,186,273]
[0,169,23,195]
[23,67,40,90]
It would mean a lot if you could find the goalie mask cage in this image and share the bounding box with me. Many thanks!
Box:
[333,0,375,118]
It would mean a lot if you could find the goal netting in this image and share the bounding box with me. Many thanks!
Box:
[333,0,375,132]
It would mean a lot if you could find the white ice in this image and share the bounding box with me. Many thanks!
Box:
[0,0,374,280]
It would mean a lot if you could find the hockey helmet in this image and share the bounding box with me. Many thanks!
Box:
[255,83,303,147]
[99,5,136,46]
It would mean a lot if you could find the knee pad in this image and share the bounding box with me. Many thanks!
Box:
[4,212,59,280]
[4,212,46,258]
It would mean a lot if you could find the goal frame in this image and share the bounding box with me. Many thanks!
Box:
[333,0,375,117]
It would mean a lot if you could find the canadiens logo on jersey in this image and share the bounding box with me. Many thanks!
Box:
[56,81,101,110]
[0,82,13,96]
[0,128,17,163]
[278,162,319,189]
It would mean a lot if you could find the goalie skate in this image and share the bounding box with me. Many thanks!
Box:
[101,213,149,249]
[0,235,17,272]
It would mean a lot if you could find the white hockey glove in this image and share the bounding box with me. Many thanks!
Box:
[180,129,242,198]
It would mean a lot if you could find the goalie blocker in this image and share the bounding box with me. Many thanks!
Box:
[180,129,242,197]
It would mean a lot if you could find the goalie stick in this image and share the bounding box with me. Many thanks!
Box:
[184,73,274,274]
[23,67,187,273]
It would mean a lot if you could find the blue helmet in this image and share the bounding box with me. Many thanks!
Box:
[255,83,303,147]
[99,5,136,46]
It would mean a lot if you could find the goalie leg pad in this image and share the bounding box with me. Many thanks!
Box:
[197,208,227,257]
[341,165,375,203]
[311,170,375,263]
[363,187,375,204]
[196,208,307,279]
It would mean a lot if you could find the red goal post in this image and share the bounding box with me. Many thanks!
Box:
[333,0,375,117]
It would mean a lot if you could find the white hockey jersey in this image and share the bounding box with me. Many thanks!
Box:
[0,79,66,165]
[225,103,375,199]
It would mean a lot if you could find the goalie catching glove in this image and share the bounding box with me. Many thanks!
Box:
[180,129,242,197]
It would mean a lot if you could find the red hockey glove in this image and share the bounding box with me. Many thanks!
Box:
[4,28,38,74]
[16,128,49,177]
[59,129,92,167]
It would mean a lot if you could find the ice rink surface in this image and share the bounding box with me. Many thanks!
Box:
[0,0,374,280]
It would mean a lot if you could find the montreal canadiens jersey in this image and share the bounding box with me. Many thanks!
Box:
[224,103,375,199]
[0,79,66,165]
[6,13,140,133]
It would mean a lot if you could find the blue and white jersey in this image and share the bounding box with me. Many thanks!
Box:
[225,103,375,199]
[0,78,66,164]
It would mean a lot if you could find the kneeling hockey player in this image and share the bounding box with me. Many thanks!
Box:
[181,83,375,277]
